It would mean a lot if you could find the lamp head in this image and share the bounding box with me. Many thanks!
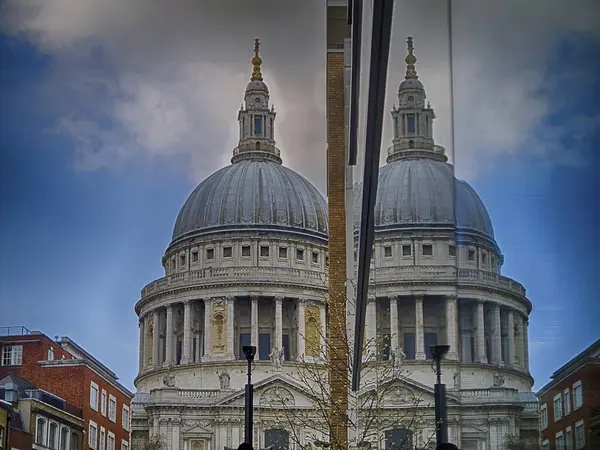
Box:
[242,345,256,362]
[430,344,450,360]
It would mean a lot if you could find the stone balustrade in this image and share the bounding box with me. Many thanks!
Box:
[150,388,222,404]
[142,265,525,299]
[460,388,517,403]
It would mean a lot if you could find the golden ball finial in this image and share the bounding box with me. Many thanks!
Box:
[405,36,418,78]
[251,38,263,80]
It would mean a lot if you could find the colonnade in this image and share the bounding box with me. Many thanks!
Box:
[138,296,327,373]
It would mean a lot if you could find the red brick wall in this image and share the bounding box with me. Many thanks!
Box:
[8,427,34,450]
[540,363,600,449]
[0,334,131,449]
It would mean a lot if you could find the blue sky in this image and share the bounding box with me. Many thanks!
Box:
[1,2,599,392]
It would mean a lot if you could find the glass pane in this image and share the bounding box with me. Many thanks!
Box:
[403,333,415,360]
[424,332,438,359]
[239,333,250,360]
[282,335,290,361]
[259,333,271,360]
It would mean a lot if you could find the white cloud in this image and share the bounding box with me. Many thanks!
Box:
[1,0,598,190]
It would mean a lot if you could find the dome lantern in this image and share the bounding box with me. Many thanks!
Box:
[233,38,281,164]
[388,37,446,163]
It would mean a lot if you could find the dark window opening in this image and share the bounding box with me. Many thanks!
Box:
[242,246,251,257]
[424,332,438,360]
[256,141,261,150]
[239,333,251,360]
[407,114,416,133]
[312,251,319,264]
[265,429,289,450]
[223,246,232,258]
[385,428,413,450]
[259,333,271,361]
[282,334,290,361]
[206,248,214,260]
[279,247,288,259]
[384,246,392,257]
[296,248,304,260]
[449,245,456,257]
[254,116,262,135]
[468,249,476,261]
[408,139,414,149]
[402,245,412,256]
[176,340,182,365]
[260,246,270,257]
[403,333,415,360]
[422,244,433,256]
[191,251,199,262]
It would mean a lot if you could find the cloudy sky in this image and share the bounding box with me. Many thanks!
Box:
[1,0,598,391]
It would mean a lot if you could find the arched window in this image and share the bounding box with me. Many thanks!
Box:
[49,421,59,449]
[408,140,414,149]
[71,432,79,450]
[385,428,412,450]
[256,141,261,150]
[265,429,289,450]
[36,417,47,445]
[60,427,69,450]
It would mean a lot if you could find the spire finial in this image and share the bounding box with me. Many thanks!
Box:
[251,38,263,80]
[405,36,418,78]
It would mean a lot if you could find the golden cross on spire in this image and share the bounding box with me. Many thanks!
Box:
[251,38,263,80]
[405,36,418,78]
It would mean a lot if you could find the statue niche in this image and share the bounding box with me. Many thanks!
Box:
[305,307,320,357]
[212,312,226,354]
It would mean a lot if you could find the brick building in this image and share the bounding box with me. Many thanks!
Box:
[0,326,134,450]
[537,339,600,450]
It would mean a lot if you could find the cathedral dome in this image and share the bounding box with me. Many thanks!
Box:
[353,158,495,241]
[172,159,328,243]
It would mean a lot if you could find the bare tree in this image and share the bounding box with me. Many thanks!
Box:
[136,435,165,450]
[266,298,436,450]
[503,434,541,450]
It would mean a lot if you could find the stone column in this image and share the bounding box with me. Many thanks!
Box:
[365,295,377,361]
[492,303,503,365]
[516,314,524,368]
[523,317,530,371]
[389,296,399,354]
[203,298,212,360]
[250,296,259,360]
[171,418,180,450]
[165,305,173,367]
[297,299,306,360]
[152,309,160,369]
[143,314,150,369]
[415,295,426,360]
[475,301,487,363]
[274,296,283,352]
[194,331,201,363]
[445,295,459,361]
[227,297,235,357]
[507,310,515,367]
[320,303,327,358]
[182,300,192,364]
[138,317,144,372]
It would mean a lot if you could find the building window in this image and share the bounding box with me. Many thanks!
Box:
[468,249,476,261]
[223,246,233,258]
[122,441,129,450]
[36,417,47,446]
[554,393,563,421]
[384,246,392,258]
[279,247,288,259]
[482,252,488,265]
[48,347,55,361]
[206,248,214,260]
[239,333,251,360]
[541,404,548,430]
[122,405,130,431]
[312,251,319,264]
[402,245,411,256]
[60,427,69,450]
[259,333,271,361]
[385,428,413,450]
[89,421,98,449]
[566,427,573,450]
[191,250,199,263]
[180,254,186,266]
[264,429,289,450]
[448,244,456,257]
[254,115,262,135]
[575,421,584,449]
[71,432,79,450]
[101,390,107,416]
[1,344,23,366]
[107,433,115,450]
[90,381,99,411]
[542,440,549,450]
[403,333,415,360]
[407,114,416,133]
[564,389,571,415]
[424,332,438,359]
[99,428,105,450]
[556,432,564,450]
[573,381,583,409]
[422,244,433,256]
[260,245,270,257]
[296,248,304,261]
[241,245,251,257]
[108,395,117,422]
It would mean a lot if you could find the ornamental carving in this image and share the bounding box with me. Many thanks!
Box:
[259,387,295,407]
[163,372,176,388]
[218,371,231,389]
[493,373,505,387]
[385,386,414,406]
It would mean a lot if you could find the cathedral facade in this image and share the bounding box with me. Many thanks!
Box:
[131,39,539,450]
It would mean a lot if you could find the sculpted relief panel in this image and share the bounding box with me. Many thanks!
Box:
[212,299,228,354]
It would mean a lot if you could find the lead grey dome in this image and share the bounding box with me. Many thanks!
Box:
[353,158,495,241]
[172,159,328,244]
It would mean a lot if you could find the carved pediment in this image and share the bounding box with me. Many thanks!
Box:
[359,377,459,408]
[182,420,213,437]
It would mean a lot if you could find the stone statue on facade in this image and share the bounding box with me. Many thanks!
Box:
[269,347,285,370]
[453,371,461,388]
[163,372,176,387]
[390,347,406,370]
[218,371,230,389]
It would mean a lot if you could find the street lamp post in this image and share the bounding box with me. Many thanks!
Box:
[243,345,257,447]
[431,344,450,446]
